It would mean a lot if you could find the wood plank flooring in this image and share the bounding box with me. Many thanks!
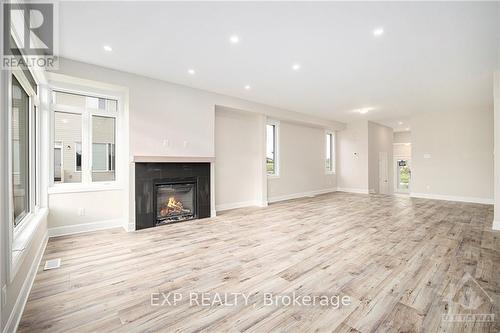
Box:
[18,192,500,332]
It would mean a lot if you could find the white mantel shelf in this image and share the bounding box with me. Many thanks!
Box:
[133,156,215,163]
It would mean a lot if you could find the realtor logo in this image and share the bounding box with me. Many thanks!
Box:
[442,272,495,323]
[2,2,58,69]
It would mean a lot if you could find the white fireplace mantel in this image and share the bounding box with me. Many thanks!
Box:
[132,156,215,163]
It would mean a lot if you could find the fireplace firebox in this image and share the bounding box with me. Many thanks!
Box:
[135,162,210,230]
[155,179,197,225]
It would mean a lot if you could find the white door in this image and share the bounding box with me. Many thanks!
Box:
[379,152,389,194]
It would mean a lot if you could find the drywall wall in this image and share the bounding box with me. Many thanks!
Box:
[215,107,266,210]
[337,121,369,193]
[393,131,411,144]
[368,122,394,194]
[47,190,124,232]
[267,121,336,201]
[411,108,494,203]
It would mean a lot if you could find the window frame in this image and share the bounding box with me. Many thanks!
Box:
[266,120,280,178]
[49,84,122,192]
[325,130,335,174]
[8,69,39,232]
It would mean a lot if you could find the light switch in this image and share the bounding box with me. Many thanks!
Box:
[423,153,431,159]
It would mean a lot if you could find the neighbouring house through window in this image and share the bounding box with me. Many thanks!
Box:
[52,91,118,184]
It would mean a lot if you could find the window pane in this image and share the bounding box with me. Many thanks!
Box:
[54,112,82,183]
[326,134,332,171]
[266,124,275,174]
[92,116,115,181]
[87,96,117,112]
[11,76,30,225]
[54,91,86,108]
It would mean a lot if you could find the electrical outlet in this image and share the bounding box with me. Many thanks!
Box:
[78,208,85,216]
[162,139,169,147]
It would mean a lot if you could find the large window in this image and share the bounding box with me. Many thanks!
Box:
[266,121,279,176]
[325,132,335,173]
[52,91,118,185]
[11,76,31,225]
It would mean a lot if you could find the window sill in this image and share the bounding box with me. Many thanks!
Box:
[325,171,336,175]
[267,174,280,179]
[48,183,123,194]
[11,207,48,281]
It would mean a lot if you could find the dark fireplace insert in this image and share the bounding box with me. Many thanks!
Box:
[135,162,210,230]
[155,179,197,225]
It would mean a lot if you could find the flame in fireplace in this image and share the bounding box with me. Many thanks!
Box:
[159,196,187,217]
[167,197,183,211]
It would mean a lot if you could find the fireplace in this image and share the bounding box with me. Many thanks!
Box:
[155,179,196,225]
[135,162,210,230]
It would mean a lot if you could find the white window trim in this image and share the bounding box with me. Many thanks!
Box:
[325,130,335,175]
[7,67,44,281]
[49,82,123,191]
[267,119,280,178]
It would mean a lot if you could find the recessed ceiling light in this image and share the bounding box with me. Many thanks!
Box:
[354,107,374,114]
[229,35,240,44]
[373,27,384,37]
[244,85,251,90]
[405,127,410,131]
[292,63,301,71]
[103,45,112,52]
[187,69,196,75]
[398,121,403,125]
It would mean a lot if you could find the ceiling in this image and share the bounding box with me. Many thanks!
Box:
[58,1,499,127]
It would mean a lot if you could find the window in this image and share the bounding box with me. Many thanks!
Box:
[11,76,30,225]
[52,91,118,185]
[325,132,335,173]
[54,111,82,183]
[92,116,116,181]
[266,121,279,176]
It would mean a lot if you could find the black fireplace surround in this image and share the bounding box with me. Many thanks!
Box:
[135,162,210,230]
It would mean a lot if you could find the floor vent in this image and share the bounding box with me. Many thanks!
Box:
[44,258,61,270]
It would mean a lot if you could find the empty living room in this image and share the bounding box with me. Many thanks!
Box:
[1,1,500,332]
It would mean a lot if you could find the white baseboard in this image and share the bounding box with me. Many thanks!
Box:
[410,192,494,205]
[216,200,266,212]
[492,220,500,231]
[3,231,48,333]
[268,188,337,203]
[336,187,370,194]
[48,219,126,238]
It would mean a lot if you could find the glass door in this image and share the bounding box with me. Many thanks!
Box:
[396,159,411,193]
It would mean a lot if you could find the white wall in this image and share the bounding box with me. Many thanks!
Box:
[368,122,394,194]
[337,121,369,193]
[215,107,266,210]
[411,109,494,203]
[267,121,336,201]
[393,131,411,144]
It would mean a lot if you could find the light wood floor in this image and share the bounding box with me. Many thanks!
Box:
[19,192,499,332]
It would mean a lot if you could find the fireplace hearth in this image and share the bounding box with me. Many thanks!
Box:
[135,162,210,230]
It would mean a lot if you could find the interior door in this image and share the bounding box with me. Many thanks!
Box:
[379,152,389,194]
